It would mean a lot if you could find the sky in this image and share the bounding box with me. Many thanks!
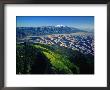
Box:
[16,16,94,31]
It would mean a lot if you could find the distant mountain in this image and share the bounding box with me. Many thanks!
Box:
[55,24,66,27]
[16,26,87,38]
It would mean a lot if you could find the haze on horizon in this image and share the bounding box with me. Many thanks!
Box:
[16,16,94,31]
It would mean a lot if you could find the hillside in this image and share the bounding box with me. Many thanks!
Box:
[16,43,94,74]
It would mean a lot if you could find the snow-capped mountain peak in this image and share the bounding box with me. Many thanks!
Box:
[56,25,65,27]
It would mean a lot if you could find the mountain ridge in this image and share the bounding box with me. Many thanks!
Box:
[16,26,87,38]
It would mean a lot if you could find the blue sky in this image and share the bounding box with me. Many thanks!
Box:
[16,16,94,31]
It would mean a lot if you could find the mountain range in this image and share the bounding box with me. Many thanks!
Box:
[16,26,87,38]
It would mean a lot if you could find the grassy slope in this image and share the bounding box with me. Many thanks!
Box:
[16,43,94,74]
[34,43,79,74]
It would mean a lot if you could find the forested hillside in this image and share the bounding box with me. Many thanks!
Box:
[16,43,94,74]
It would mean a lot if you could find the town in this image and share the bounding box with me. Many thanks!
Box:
[17,32,94,55]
